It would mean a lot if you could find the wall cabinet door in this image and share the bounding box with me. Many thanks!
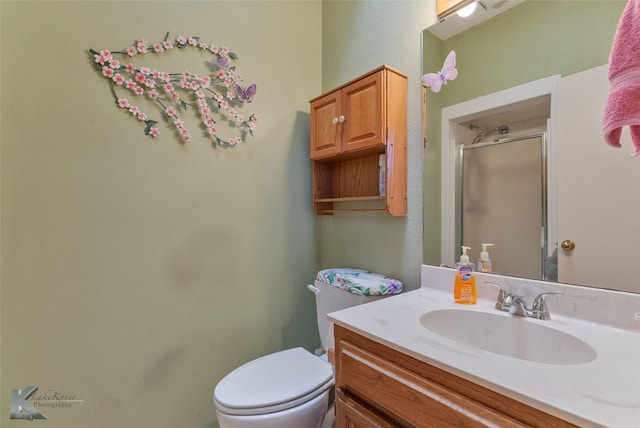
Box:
[310,90,343,159]
[310,71,385,160]
[342,71,384,154]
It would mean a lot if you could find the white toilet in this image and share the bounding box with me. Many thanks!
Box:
[213,269,402,428]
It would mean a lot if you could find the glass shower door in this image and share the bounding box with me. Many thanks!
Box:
[459,134,547,280]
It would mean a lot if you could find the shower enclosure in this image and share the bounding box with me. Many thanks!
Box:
[458,133,550,280]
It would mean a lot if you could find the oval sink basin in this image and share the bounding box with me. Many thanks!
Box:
[420,309,597,365]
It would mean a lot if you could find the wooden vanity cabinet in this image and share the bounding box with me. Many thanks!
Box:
[309,65,407,215]
[334,325,578,428]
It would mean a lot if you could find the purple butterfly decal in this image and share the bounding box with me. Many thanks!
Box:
[422,50,458,93]
[233,83,257,103]
[212,55,229,69]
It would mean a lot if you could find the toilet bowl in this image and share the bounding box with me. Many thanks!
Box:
[214,348,333,428]
[213,269,402,428]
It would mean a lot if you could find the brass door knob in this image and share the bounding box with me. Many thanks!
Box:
[561,240,575,251]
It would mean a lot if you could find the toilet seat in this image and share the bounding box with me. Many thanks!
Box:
[214,347,333,416]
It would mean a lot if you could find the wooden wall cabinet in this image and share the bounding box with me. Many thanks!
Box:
[309,65,407,215]
[334,325,578,428]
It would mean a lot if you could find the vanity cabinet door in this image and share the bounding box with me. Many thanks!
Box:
[334,325,578,428]
[335,389,396,428]
[336,339,522,427]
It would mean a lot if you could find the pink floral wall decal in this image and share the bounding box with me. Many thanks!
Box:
[89,32,258,148]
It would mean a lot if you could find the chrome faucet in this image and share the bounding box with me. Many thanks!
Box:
[508,295,533,317]
[531,292,562,320]
[484,282,561,320]
[485,282,515,312]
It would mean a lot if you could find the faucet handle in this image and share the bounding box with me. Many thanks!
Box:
[532,292,562,320]
[483,282,508,310]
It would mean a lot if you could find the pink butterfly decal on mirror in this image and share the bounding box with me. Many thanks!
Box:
[422,50,458,93]
[233,83,257,103]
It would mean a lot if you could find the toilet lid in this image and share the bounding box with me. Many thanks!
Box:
[214,347,333,415]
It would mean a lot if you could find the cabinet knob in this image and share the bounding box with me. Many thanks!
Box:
[338,115,345,123]
[332,117,339,125]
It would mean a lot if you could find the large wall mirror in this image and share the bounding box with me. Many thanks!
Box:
[422,0,639,294]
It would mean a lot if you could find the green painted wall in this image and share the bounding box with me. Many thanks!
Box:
[423,0,626,265]
[320,0,434,289]
[1,2,321,427]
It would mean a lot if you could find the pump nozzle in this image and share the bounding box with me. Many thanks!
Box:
[479,243,494,261]
[478,243,494,273]
[459,246,471,265]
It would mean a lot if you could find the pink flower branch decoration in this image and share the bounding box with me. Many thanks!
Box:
[89,32,258,148]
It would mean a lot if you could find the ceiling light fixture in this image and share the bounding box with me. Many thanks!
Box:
[457,1,478,18]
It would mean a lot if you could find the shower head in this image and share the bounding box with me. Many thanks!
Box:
[471,124,510,144]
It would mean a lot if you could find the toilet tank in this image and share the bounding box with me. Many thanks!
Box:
[307,269,402,352]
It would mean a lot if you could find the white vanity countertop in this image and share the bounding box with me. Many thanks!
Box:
[327,265,640,428]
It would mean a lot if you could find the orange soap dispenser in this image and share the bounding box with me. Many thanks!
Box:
[454,246,477,304]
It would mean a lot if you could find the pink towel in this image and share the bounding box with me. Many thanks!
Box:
[602,0,640,157]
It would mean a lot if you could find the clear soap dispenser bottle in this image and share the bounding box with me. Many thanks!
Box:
[454,246,477,304]
[478,243,494,273]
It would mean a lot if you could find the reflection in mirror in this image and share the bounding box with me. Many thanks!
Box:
[440,77,556,285]
[422,1,639,293]
[460,133,548,281]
